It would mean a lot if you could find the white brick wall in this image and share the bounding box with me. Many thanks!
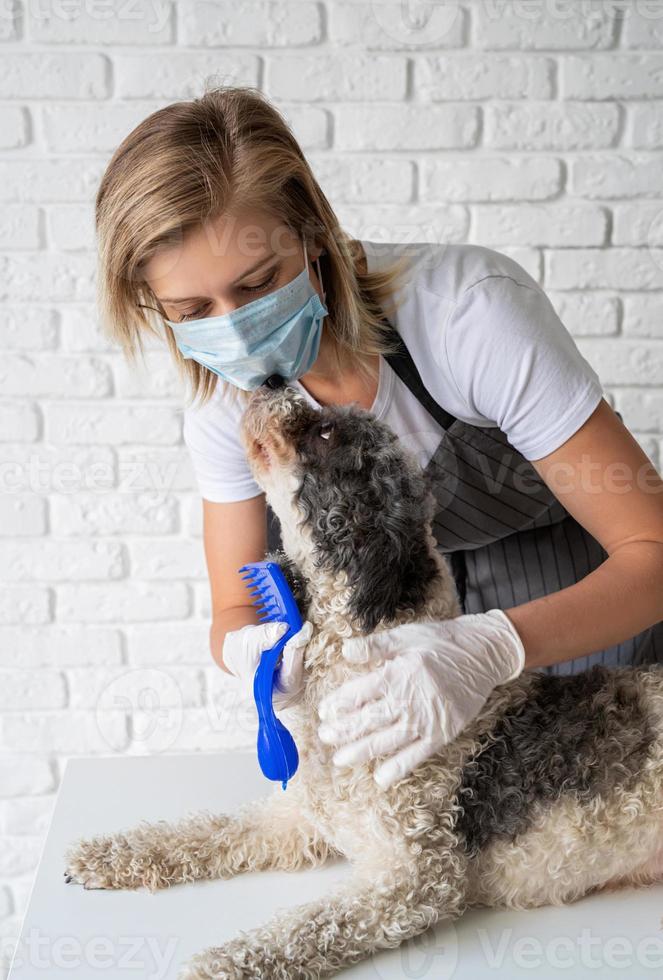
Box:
[2,0,663,968]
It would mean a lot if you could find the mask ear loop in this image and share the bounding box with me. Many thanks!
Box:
[315,253,326,304]
[303,236,326,304]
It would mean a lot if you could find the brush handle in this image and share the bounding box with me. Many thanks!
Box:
[253,629,299,789]
[238,559,303,790]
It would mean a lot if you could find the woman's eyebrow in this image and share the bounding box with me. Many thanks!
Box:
[157,252,277,304]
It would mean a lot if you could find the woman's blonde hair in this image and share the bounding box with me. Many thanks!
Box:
[95,83,413,409]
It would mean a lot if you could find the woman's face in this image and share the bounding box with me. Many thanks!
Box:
[141,210,324,325]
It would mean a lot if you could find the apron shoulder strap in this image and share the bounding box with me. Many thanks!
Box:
[379,316,458,431]
[379,318,467,601]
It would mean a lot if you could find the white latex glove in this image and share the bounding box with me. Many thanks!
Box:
[316,609,526,790]
[223,620,314,712]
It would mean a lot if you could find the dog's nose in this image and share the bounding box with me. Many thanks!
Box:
[262,374,285,390]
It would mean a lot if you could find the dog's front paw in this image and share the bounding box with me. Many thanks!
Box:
[64,830,164,892]
[64,835,128,890]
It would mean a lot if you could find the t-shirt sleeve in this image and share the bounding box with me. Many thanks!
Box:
[182,390,263,503]
[443,274,605,461]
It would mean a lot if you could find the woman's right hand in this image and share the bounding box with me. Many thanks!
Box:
[222,620,313,712]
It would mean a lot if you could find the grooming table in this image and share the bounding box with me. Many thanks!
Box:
[9,752,663,979]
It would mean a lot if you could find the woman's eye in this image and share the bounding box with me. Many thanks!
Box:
[242,269,279,293]
[175,267,280,321]
[179,307,209,322]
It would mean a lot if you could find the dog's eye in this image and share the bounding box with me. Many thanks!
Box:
[319,423,333,441]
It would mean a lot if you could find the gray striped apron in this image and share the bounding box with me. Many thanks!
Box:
[265,320,663,676]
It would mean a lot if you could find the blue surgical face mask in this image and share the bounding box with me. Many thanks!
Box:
[164,240,329,390]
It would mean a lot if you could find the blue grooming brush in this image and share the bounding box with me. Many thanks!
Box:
[238,560,303,790]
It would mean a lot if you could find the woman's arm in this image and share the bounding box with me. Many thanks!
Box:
[504,397,663,669]
[202,493,268,673]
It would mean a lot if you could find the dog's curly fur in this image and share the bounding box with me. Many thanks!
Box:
[64,384,663,979]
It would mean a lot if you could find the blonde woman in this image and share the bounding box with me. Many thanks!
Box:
[96,85,663,790]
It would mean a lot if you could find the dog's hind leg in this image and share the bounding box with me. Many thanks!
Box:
[593,818,663,894]
[64,782,337,893]
[179,853,468,979]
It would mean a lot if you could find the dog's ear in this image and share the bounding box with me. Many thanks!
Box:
[298,453,439,634]
[345,480,438,634]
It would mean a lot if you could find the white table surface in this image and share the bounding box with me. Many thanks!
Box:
[8,751,663,979]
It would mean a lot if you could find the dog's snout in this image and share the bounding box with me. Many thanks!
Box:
[242,381,312,456]
[262,374,286,390]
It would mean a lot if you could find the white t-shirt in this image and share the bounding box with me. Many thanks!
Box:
[181,241,605,504]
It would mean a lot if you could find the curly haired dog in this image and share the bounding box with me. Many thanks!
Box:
[64,383,663,979]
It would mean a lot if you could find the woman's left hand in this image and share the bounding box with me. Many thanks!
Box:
[316,610,526,790]
[224,619,314,712]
